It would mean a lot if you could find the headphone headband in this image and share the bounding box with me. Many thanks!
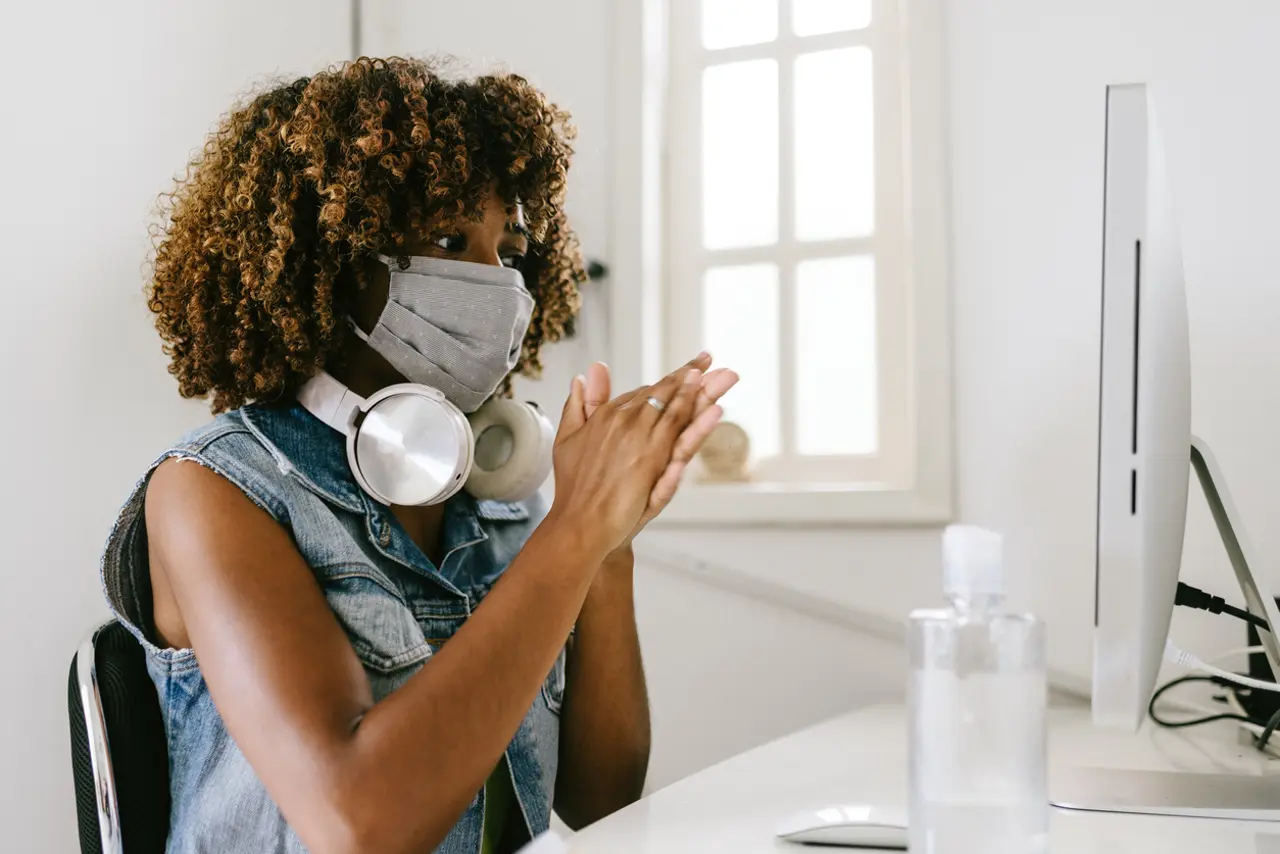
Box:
[296,371,551,507]
[297,372,364,434]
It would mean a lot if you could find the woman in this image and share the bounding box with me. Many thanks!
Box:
[102,57,736,854]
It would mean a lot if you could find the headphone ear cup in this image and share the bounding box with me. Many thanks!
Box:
[464,399,554,503]
[348,385,475,506]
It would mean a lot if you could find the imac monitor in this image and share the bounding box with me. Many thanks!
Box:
[1093,83,1280,733]
[1092,82,1194,732]
[1054,82,1280,819]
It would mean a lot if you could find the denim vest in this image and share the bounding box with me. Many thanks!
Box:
[100,403,564,854]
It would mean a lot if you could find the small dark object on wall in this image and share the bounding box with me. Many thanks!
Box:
[559,259,608,340]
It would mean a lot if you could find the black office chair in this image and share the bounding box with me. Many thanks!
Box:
[67,620,170,854]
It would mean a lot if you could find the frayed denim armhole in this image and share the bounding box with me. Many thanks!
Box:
[99,423,290,666]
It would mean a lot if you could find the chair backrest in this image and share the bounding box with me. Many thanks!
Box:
[67,620,171,854]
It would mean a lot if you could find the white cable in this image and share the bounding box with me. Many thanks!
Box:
[1158,640,1280,756]
[1165,639,1280,693]
[1206,645,1266,667]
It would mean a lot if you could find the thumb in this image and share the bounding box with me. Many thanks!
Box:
[584,361,611,418]
[556,375,588,442]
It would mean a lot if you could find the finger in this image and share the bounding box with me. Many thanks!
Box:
[555,374,587,442]
[610,352,713,413]
[584,362,611,418]
[669,403,724,465]
[648,405,724,510]
[693,368,739,416]
[648,459,689,509]
[649,405,724,509]
[648,367,701,434]
[614,375,679,416]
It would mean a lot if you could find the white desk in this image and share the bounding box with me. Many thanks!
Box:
[567,705,1280,852]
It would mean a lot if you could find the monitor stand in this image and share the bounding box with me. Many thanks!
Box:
[1052,436,1280,820]
[1188,437,1280,677]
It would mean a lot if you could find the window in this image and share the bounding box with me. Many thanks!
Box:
[610,0,950,524]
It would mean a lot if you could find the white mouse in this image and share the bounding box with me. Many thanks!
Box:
[776,803,908,849]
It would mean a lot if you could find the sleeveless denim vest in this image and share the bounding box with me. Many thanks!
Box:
[100,403,564,854]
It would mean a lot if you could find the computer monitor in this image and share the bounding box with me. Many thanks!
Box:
[1051,82,1280,819]
[1091,82,1194,732]
[1093,82,1280,730]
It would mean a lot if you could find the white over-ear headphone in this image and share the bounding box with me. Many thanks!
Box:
[297,372,554,506]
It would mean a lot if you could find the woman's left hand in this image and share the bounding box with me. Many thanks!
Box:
[577,354,739,556]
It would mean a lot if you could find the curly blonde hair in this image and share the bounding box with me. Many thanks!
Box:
[148,56,585,413]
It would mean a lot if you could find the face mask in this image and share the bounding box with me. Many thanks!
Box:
[351,253,535,413]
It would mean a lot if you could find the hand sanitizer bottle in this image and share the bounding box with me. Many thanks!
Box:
[908,525,1048,854]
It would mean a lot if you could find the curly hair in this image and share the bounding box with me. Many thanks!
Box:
[147,56,585,413]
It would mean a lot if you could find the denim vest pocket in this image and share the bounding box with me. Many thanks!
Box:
[541,647,567,715]
[412,599,470,653]
[320,567,431,685]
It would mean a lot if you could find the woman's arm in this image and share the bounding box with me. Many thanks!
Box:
[146,365,705,854]
[148,461,602,854]
[550,359,739,828]
[553,546,650,828]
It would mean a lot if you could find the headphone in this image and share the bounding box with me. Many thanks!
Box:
[297,372,554,506]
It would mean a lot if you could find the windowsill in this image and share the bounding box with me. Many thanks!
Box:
[650,480,952,527]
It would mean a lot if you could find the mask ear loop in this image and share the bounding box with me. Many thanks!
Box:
[347,316,372,344]
[343,253,391,348]
[349,251,397,343]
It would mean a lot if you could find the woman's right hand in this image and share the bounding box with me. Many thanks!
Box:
[548,354,709,557]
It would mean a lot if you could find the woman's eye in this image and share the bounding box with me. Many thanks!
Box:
[434,234,467,253]
[501,253,526,272]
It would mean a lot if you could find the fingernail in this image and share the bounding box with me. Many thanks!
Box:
[573,374,585,389]
[684,369,702,385]
[697,350,711,361]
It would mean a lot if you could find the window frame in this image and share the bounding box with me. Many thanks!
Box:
[609,0,952,526]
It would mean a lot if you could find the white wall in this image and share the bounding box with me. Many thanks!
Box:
[0,3,348,850]
[948,0,1280,688]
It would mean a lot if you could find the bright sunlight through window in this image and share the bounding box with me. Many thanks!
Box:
[667,0,913,488]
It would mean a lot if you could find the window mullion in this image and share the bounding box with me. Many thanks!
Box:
[870,0,911,482]
[777,7,797,458]
[669,0,704,372]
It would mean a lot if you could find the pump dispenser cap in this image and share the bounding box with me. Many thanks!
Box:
[942,524,1004,599]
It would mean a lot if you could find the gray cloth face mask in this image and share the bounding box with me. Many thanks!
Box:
[352,253,535,413]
